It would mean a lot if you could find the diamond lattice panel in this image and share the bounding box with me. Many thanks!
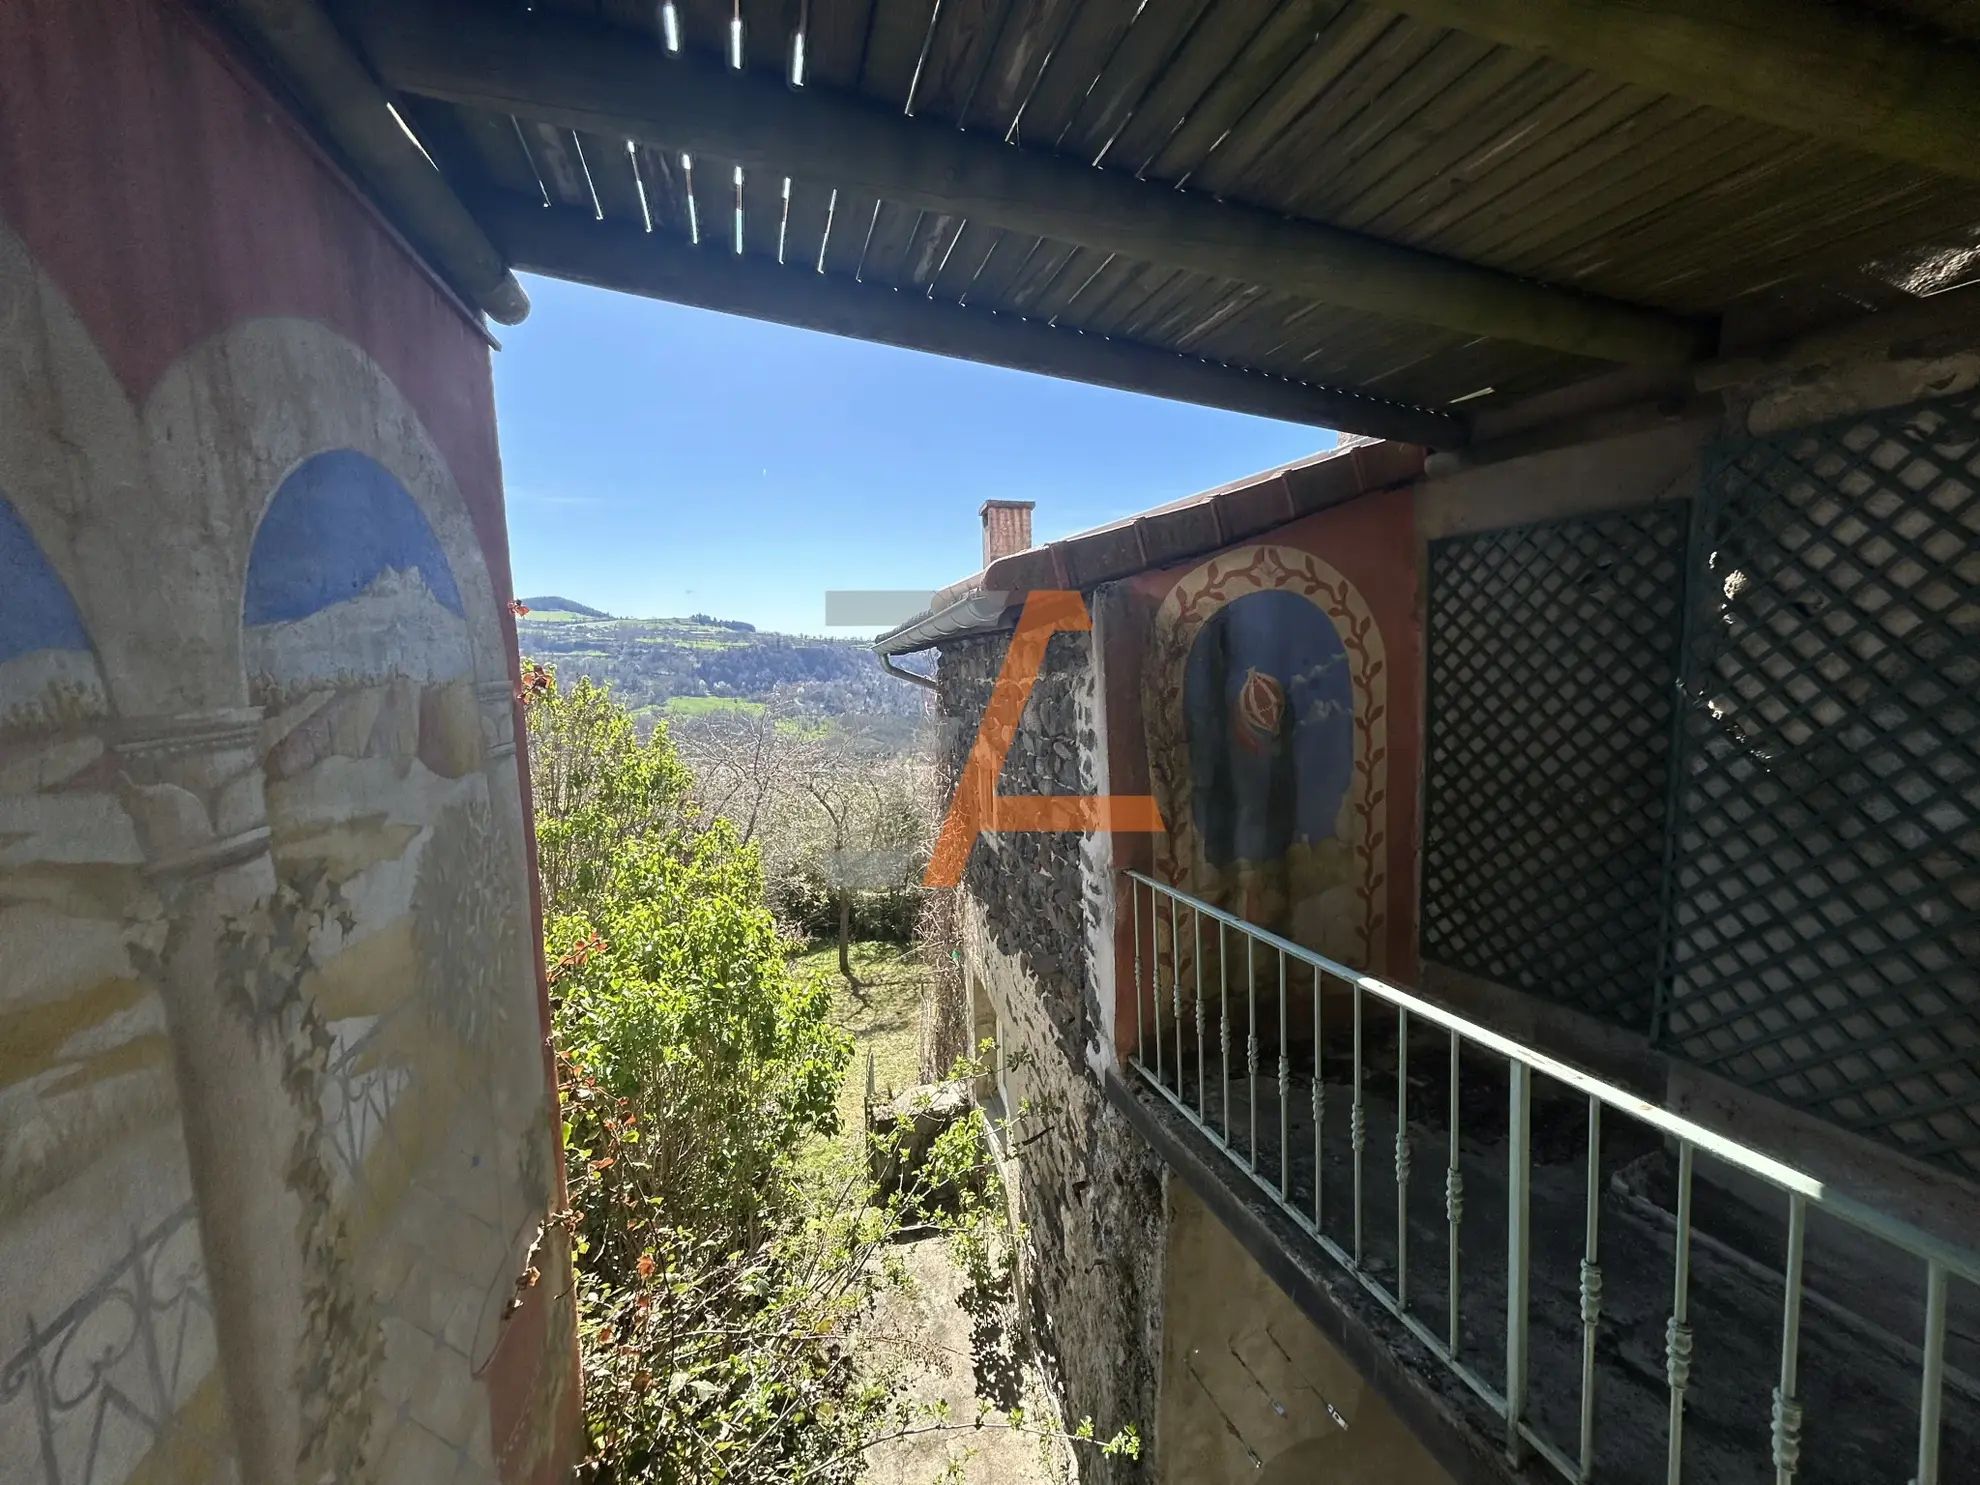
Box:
[1665,396,1980,1175]
[1422,505,1689,1029]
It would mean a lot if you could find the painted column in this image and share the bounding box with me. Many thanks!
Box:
[111,707,300,1485]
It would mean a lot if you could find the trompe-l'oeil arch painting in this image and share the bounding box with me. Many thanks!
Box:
[1147,546,1389,969]
[0,236,558,1485]
[1136,492,1420,983]
[245,445,548,1481]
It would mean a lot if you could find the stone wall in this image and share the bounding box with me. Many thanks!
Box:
[938,631,1168,1482]
[0,2,575,1481]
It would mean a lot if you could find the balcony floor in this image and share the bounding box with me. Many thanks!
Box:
[1139,1031,1980,1485]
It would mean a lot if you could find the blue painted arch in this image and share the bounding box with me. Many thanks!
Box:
[0,494,92,664]
[245,449,464,626]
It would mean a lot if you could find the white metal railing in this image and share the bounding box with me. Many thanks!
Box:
[1123,870,1978,1485]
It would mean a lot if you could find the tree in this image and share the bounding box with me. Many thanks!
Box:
[523,664,1137,1483]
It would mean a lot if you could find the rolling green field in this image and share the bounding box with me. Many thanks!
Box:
[516,596,927,736]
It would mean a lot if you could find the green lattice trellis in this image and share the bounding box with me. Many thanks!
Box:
[1662,395,1980,1175]
[1421,504,1690,1029]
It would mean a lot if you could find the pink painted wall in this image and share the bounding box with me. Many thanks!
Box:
[1104,487,1423,1059]
[0,2,576,1481]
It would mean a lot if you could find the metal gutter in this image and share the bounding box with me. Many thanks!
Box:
[207,0,530,325]
[871,590,1015,664]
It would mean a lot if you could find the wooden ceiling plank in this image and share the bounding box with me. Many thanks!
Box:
[1626,168,1972,305]
[485,199,1469,439]
[1454,107,1770,274]
[819,188,882,273]
[372,3,1702,361]
[1364,73,1646,243]
[1531,144,1893,301]
[1402,94,1700,264]
[994,236,1081,312]
[901,209,967,287]
[1004,0,1141,147]
[1382,0,1980,186]
[856,199,925,281]
[860,0,940,106]
[1030,246,1125,323]
[1698,190,1980,309]
[1092,0,1283,172]
[1060,0,1219,164]
[781,178,836,269]
[957,229,1043,304]
[1289,45,1553,227]
[953,0,1080,135]
[631,142,695,237]
[806,0,880,88]
[902,0,1007,119]
[1144,0,1369,185]
[413,100,543,199]
[738,153,787,255]
[926,218,1002,299]
[1006,240,1099,315]
[1189,9,1452,200]
[574,125,648,223]
[1077,260,1184,337]
[1228,26,1497,211]
[1112,265,1217,342]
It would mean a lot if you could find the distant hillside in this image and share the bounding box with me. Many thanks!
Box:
[519,595,611,618]
[516,606,928,736]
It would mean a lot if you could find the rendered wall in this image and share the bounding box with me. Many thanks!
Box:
[1110,490,1421,981]
[0,2,575,1482]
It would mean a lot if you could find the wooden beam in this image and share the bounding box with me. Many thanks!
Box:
[212,0,529,322]
[1384,0,1980,186]
[482,199,1469,447]
[358,3,1703,367]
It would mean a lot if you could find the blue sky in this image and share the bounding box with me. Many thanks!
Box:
[493,274,1332,635]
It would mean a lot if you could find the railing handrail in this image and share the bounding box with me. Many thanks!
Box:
[1121,869,1980,1290]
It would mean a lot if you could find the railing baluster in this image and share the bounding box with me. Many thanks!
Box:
[1772,1193,1806,1485]
[1218,921,1230,1145]
[1114,870,1980,1485]
[1396,1005,1411,1310]
[1580,1099,1604,1482]
[1247,933,1259,1170]
[1171,893,1184,1100]
[1352,980,1365,1269]
[1917,1259,1948,1485]
[1507,1061,1532,1465]
[1151,885,1163,1088]
[1132,878,1144,1068]
[1313,963,1324,1233]
[1279,948,1291,1200]
[1666,1140,1696,1485]
[1194,907,1206,1123]
[1447,1030,1462,1358]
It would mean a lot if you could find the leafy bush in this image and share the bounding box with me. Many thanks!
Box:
[528,666,1137,1482]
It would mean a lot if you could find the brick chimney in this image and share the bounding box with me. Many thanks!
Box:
[980,500,1035,567]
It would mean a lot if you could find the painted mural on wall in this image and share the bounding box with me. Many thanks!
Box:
[1145,544,1390,970]
[0,164,563,1483]
[247,443,542,1482]
[0,486,230,1483]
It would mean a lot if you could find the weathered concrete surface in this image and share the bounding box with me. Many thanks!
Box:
[866,1234,1066,1485]
[0,1,575,1480]
[1160,1181,1453,1485]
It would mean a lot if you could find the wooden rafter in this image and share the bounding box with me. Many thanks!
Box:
[1385,0,1980,187]
[358,2,1705,368]
[484,198,1471,446]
